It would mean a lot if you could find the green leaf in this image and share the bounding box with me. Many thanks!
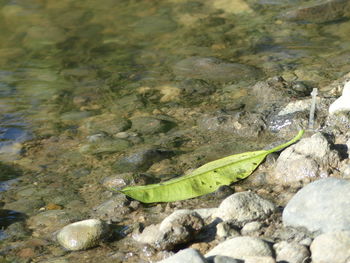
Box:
[118,130,304,203]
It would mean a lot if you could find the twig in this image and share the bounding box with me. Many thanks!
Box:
[308,88,318,130]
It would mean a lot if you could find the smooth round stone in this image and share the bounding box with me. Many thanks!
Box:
[56,219,109,251]
[283,178,350,233]
[311,231,350,263]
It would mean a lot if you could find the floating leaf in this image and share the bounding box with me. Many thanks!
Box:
[118,130,304,203]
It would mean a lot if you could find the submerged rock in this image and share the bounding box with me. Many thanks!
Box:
[310,231,350,263]
[281,0,350,23]
[197,111,266,138]
[283,178,350,233]
[56,219,109,251]
[79,137,131,155]
[113,147,176,173]
[173,57,261,82]
[205,236,273,259]
[214,192,276,223]
[131,116,176,135]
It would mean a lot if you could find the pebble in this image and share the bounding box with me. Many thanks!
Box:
[216,222,240,239]
[274,241,310,263]
[283,178,350,233]
[241,221,263,235]
[79,137,131,155]
[214,192,276,223]
[56,219,109,251]
[157,248,207,263]
[310,231,350,263]
[205,236,273,259]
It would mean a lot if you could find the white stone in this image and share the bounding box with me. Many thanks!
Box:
[205,236,273,259]
[158,248,206,263]
[215,192,276,223]
[274,241,310,263]
[241,221,263,235]
[56,219,108,251]
[329,81,350,114]
[283,178,350,233]
[311,231,350,263]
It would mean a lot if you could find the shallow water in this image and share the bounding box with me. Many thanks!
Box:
[1,0,350,261]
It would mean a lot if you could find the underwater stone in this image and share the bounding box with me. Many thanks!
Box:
[173,57,261,82]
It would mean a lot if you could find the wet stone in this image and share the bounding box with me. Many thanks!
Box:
[3,198,45,215]
[131,116,176,135]
[281,0,350,23]
[56,219,109,251]
[197,111,266,138]
[113,147,176,173]
[92,195,131,222]
[283,178,350,233]
[173,57,261,82]
[82,114,131,135]
[102,173,158,190]
[27,210,85,238]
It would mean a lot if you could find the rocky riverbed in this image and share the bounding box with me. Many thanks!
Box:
[1,70,350,262]
[1,0,350,262]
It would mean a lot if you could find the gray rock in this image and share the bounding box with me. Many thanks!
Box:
[82,114,131,134]
[3,198,45,214]
[272,133,340,185]
[274,241,310,263]
[310,231,350,263]
[79,137,131,155]
[205,236,273,259]
[215,192,276,223]
[101,173,157,190]
[113,147,176,173]
[131,116,176,135]
[92,195,131,222]
[173,57,261,82]
[27,210,84,237]
[56,219,109,251]
[134,209,204,250]
[281,0,350,23]
[212,256,240,263]
[197,111,265,138]
[283,178,350,233]
[158,248,207,263]
[247,77,311,111]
